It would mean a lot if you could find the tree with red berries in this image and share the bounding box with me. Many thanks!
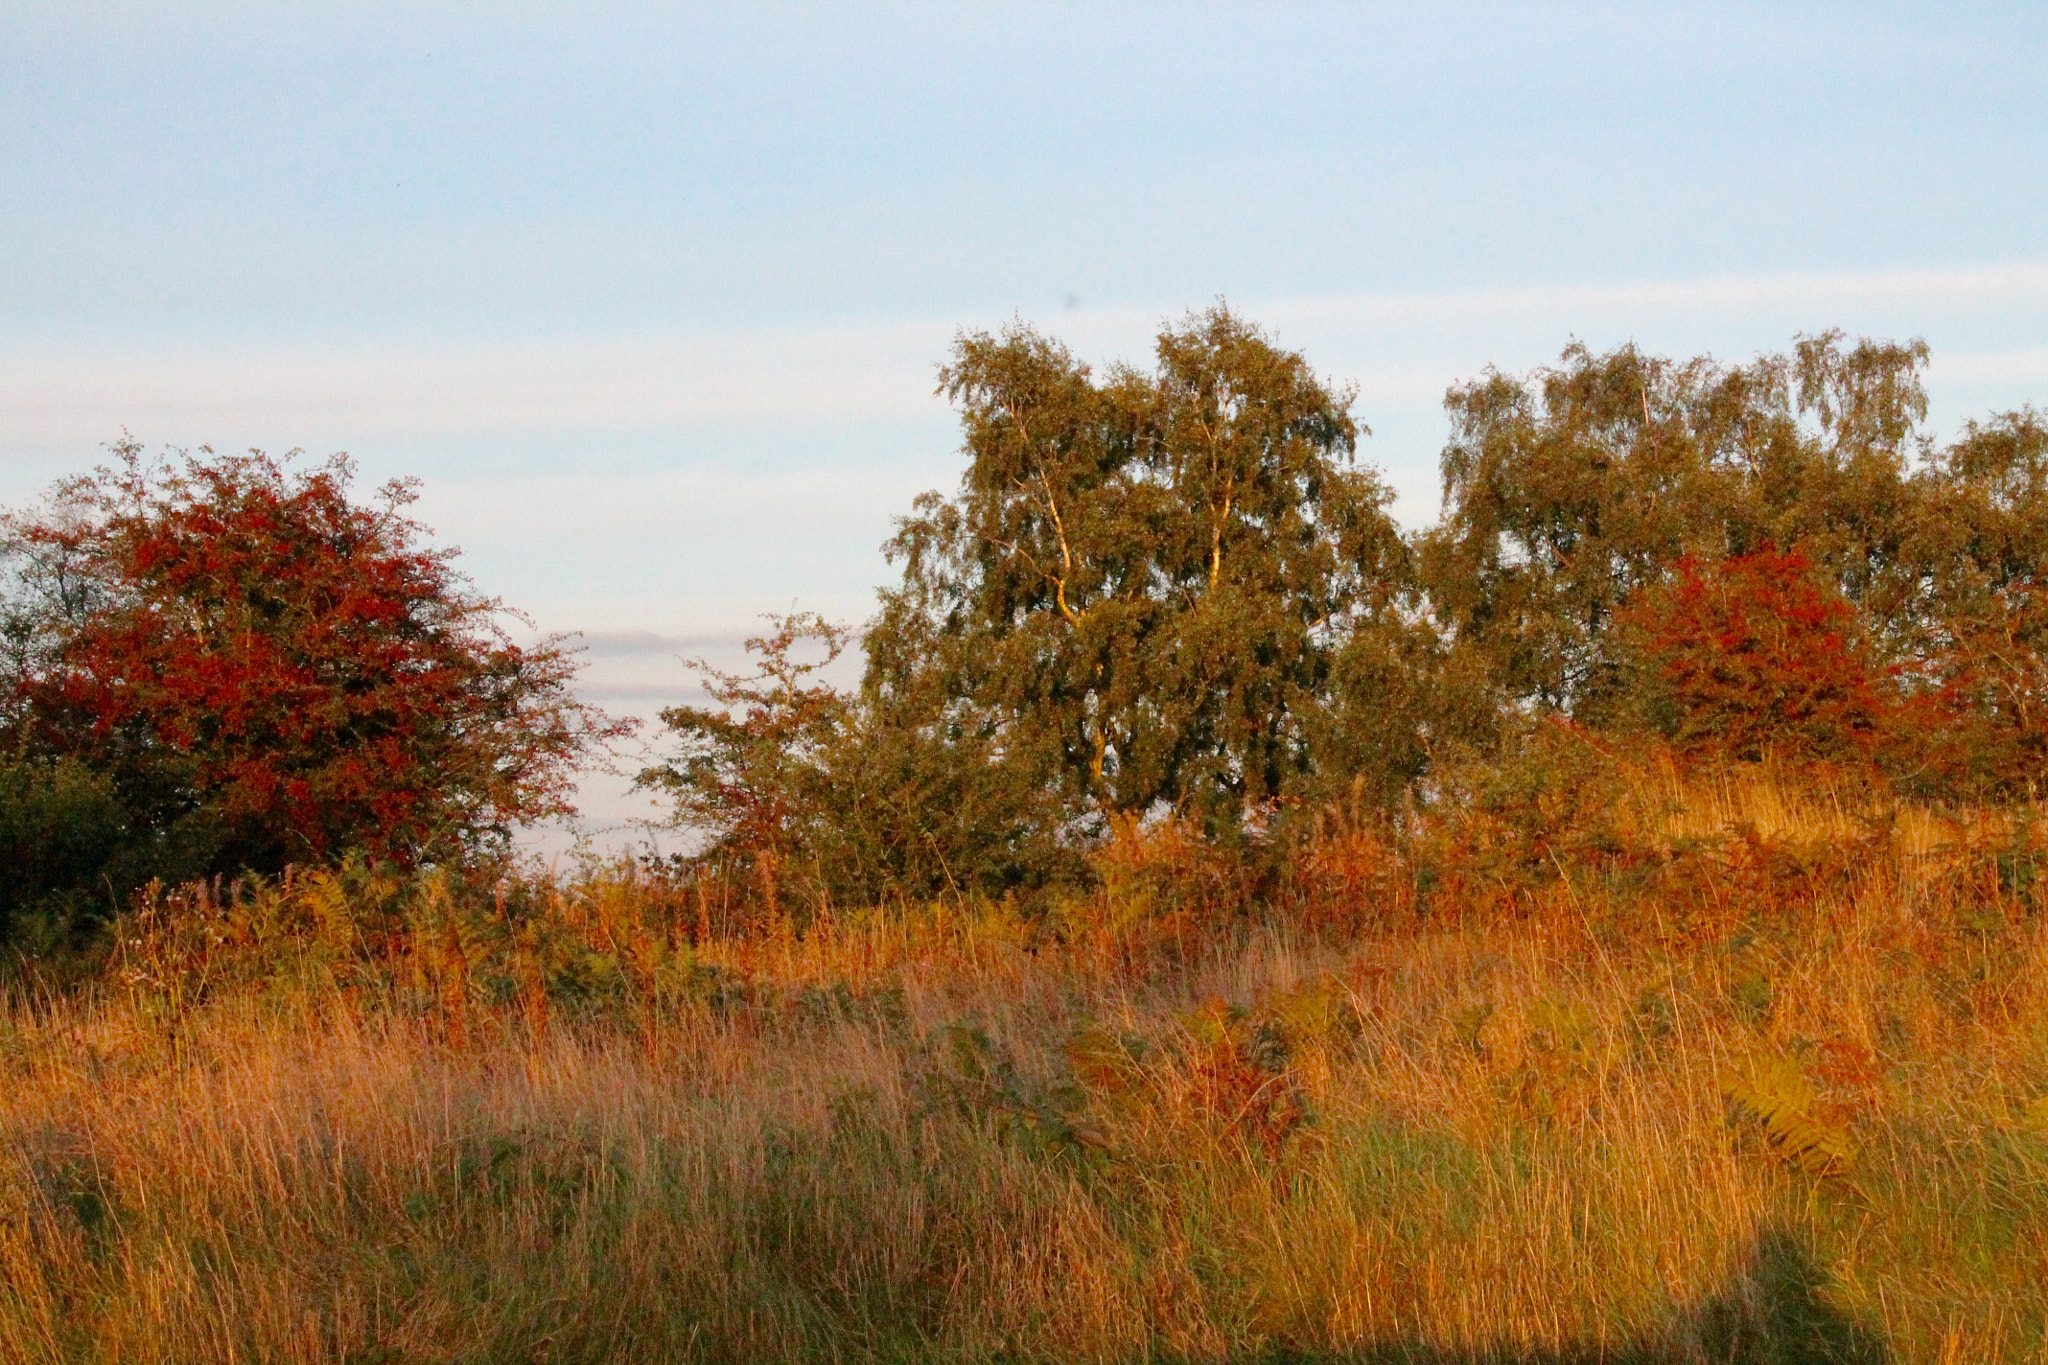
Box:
[1617,546,1903,766]
[0,442,622,899]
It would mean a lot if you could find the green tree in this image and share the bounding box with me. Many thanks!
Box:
[1903,408,2048,647]
[640,613,1077,912]
[1421,332,1940,720]
[1910,577,2048,799]
[866,306,1415,834]
[638,613,854,888]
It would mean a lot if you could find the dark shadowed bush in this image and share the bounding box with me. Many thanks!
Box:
[0,757,132,949]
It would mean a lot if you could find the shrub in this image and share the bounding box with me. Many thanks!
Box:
[1911,578,2048,799]
[1618,547,1903,767]
[0,443,622,914]
[0,757,136,948]
[640,613,1081,916]
[638,613,855,913]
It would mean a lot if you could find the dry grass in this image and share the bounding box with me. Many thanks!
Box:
[1,761,2045,1362]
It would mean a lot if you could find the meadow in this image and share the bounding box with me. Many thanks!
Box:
[1,749,2041,1364]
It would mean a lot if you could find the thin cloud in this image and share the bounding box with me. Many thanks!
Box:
[0,319,958,446]
[4,260,2046,454]
[1269,261,2048,327]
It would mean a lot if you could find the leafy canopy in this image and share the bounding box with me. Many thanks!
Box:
[638,613,854,875]
[640,612,1082,913]
[1423,332,2048,730]
[639,318,2048,920]
[1423,332,1936,715]
[867,305,1411,830]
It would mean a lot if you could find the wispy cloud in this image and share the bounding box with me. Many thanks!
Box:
[1272,261,2048,327]
[574,630,750,656]
[417,467,927,542]
[0,320,957,451]
[5,261,2045,462]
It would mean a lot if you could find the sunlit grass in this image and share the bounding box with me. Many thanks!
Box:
[0,762,2043,1362]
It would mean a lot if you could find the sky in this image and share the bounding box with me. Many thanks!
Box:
[4,2,2046,846]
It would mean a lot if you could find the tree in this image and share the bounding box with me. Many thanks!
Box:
[640,613,1077,913]
[1617,547,1903,766]
[0,443,622,895]
[637,613,853,910]
[1421,332,1936,720]
[865,306,1415,834]
[1908,577,2048,799]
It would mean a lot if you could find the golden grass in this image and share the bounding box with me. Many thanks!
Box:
[1,762,2044,1362]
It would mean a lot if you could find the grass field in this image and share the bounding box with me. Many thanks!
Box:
[0,759,2043,1362]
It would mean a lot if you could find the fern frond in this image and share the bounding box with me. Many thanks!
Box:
[1719,1053,1857,1176]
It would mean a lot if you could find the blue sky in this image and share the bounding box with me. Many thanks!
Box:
[4,2,2046,839]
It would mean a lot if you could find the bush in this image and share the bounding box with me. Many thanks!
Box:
[640,614,1082,917]
[0,757,137,948]
[0,443,623,911]
[1618,547,1903,767]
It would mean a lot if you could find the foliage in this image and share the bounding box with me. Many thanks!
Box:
[1617,547,1904,766]
[1913,578,2048,799]
[867,305,1417,836]
[0,757,134,949]
[1911,407,2048,610]
[1417,331,2045,722]
[1719,1051,1859,1178]
[1897,407,2048,797]
[640,613,1080,914]
[638,613,854,890]
[803,667,1083,905]
[20,318,2048,938]
[0,443,621,912]
[642,322,2048,910]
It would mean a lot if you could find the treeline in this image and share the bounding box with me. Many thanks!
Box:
[646,310,2048,912]
[6,308,2047,943]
